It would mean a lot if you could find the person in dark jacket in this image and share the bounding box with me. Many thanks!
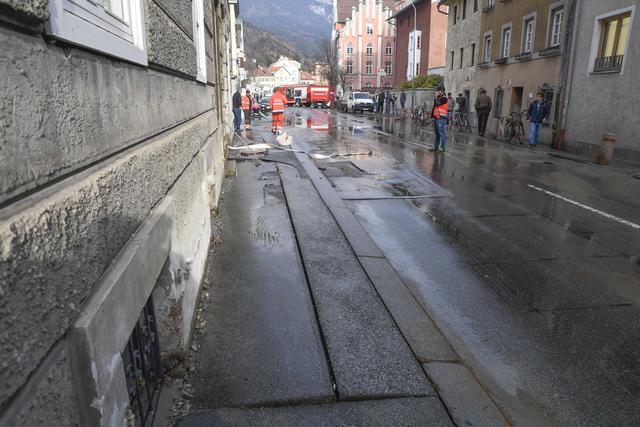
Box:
[474,89,492,137]
[527,93,550,148]
[232,87,243,132]
[378,91,386,114]
[400,91,407,110]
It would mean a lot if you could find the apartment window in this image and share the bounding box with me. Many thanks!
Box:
[346,60,353,74]
[416,63,421,75]
[347,43,353,55]
[366,43,373,55]
[470,42,476,66]
[522,16,535,53]
[193,0,206,82]
[501,25,512,58]
[47,0,147,65]
[488,0,494,6]
[385,61,392,74]
[593,9,633,73]
[474,0,479,13]
[417,35,422,49]
[450,50,455,70]
[462,0,467,20]
[549,6,564,47]
[366,61,373,74]
[483,34,492,62]
[367,23,374,34]
[366,82,372,89]
[385,43,392,56]
[494,87,504,118]
[459,47,464,68]
[453,5,458,24]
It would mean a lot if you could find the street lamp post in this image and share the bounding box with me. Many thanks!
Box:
[410,0,417,109]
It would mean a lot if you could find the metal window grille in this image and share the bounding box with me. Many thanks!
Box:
[123,297,164,427]
[593,55,624,73]
[494,88,504,118]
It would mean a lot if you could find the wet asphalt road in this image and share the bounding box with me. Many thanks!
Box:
[281,107,640,426]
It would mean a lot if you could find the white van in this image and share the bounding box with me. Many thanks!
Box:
[342,91,374,113]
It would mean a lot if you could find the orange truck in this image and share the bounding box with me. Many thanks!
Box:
[276,84,335,108]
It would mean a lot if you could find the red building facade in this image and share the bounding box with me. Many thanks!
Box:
[390,0,448,87]
[334,0,396,91]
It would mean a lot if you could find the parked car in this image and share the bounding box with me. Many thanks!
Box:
[259,96,271,113]
[342,92,374,113]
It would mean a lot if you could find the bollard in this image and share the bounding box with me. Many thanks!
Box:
[596,133,616,165]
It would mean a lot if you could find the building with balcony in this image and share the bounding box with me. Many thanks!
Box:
[476,0,568,143]
[561,1,638,161]
[389,0,448,87]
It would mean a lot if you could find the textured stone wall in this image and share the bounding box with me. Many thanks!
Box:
[0,27,212,205]
[0,0,230,424]
[146,0,198,76]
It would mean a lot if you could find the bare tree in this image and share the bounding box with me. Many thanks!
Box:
[318,38,339,87]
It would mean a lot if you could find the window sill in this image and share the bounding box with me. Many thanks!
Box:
[494,57,508,64]
[515,52,532,61]
[589,69,622,75]
[482,5,494,13]
[539,45,561,57]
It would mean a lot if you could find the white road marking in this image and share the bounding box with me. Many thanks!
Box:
[527,184,640,230]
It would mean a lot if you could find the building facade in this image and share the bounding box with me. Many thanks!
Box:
[335,0,396,91]
[476,0,568,142]
[561,0,638,161]
[390,0,448,87]
[0,0,234,425]
[442,0,482,124]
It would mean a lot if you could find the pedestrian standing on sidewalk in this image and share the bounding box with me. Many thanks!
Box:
[269,88,287,134]
[527,93,550,149]
[446,93,455,127]
[475,89,492,137]
[378,91,386,114]
[232,86,243,132]
[430,87,449,153]
[389,93,397,114]
[400,91,406,111]
[242,89,252,129]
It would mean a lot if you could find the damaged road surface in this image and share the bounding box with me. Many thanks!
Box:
[174,107,640,427]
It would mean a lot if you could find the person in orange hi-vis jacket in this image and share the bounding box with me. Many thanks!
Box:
[241,89,252,129]
[269,88,287,134]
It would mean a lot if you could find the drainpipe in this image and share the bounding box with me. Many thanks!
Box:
[557,0,580,150]
[410,0,417,108]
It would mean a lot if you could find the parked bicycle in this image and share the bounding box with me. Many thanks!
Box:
[504,111,527,144]
[451,112,471,133]
[410,103,433,126]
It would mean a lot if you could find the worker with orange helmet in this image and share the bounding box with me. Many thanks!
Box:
[269,88,287,134]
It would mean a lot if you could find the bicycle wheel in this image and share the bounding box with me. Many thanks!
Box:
[504,122,514,142]
[516,123,525,145]
[463,117,472,133]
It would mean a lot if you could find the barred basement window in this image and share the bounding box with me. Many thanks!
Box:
[123,296,163,426]
[47,0,147,65]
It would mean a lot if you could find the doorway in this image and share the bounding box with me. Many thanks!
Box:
[510,86,523,114]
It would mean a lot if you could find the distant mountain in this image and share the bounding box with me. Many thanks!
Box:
[243,22,312,69]
[239,0,332,58]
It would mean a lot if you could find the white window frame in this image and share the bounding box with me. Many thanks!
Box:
[366,43,373,55]
[347,43,354,55]
[546,1,565,47]
[522,12,536,53]
[193,0,206,83]
[47,0,147,65]
[483,32,492,62]
[487,0,495,7]
[385,43,392,56]
[587,5,635,76]
[346,61,353,74]
[501,23,512,58]
[365,61,373,75]
[384,61,392,75]
[366,23,374,35]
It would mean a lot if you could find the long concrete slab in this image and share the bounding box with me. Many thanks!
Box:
[189,161,334,410]
[178,397,453,427]
[278,163,433,400]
